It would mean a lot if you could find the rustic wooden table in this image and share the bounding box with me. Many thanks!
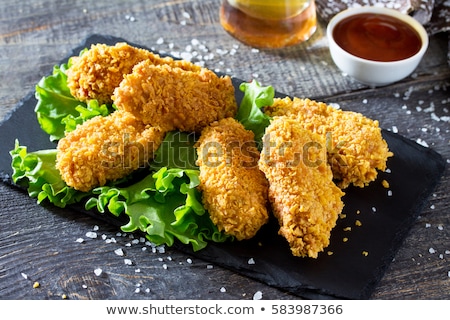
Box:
[0,0,449,300]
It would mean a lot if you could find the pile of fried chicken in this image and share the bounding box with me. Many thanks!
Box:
[57,43,393,258]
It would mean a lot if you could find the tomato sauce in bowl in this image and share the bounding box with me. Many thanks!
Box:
[326,7,429,86]
[332,13,422,62]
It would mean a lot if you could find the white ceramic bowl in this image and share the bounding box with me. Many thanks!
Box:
[327,6,429,86]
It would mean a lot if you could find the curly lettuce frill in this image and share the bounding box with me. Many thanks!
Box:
[9,140,87,207]
[85,167,231,251]
[236,80,274,147]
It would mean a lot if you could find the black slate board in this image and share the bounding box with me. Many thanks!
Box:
[0,35,446,300]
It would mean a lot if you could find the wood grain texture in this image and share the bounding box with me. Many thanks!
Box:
[0,0,449,300]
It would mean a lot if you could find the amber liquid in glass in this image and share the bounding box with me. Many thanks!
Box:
[220,0,317,48]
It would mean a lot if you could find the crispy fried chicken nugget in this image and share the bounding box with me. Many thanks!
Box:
[258,117,344,258]
[56,110,165,192]
[112,61,237,132]
[265,97,393,188]
[66,42,201,104]
[196,118,269,240]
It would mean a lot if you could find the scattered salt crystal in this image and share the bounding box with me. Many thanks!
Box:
[207,264,214,269]
[362,99,368,104]
[94,268,103,276]
[162,264,168,270]
[167,256,173,261]
[21,272,28,280]
[85,231,97,239]
[425,223,431,228]
[156,37,164,45]
[248,258,255,265]
[114,248,124,256]
[371,207,377,213]
[253,291,263,300]
[429,248,436,254]
[448,271,450,278]
[101,234,107,240]
[416,139,429,147]
[251,48,260,53]
[93,225,99,231]
[182,11,191,19]
[82,284,88,289]
[430,204,435,209]
[135,268,141,273]
[135,288,140,293]
[220,287,226,293]
[186,258,193,264]
[329,103,340,110]
[75,238,84,243]
[124,259,133,265]
[437,225,444,230]
[445,250,450,255]
[145,288,151,293]
[387,190,393,197]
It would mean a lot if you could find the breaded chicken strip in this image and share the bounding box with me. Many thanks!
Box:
[265,97,393,188]
[66,42,201,104]
[196,118,269,240]
[258,117,344,258]
[56,110,165,192]
[113,61,237,133]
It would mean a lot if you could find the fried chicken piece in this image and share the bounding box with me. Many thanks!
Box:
[196,118,269,240]
[265,97,393,188]
[56,110,165,192]
[258,117,344,258]
[112,60,237,132]
[66,42,201,104]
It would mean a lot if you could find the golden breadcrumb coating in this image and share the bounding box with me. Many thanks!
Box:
[258,117,344,258]
[56,110,165,192]
[113,61,238,133]
[66,42,201,104]
[265,97,393,188]
[196,118,269,240]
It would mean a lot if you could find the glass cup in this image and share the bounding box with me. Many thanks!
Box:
[220,0,317,48]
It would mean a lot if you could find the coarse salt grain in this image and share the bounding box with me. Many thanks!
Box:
[85,231,97,239]
[253,291,263,300]
[75,238,84,243]
[124,259,133,266]
[94,268,103,276]
[186,258,193,264]
[220,287,226,293]
[114,248,124,256]
[248,258,255,265]
[21,272,28,280]
[429,248,436,254]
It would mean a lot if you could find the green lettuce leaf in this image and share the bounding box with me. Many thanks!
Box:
[150,131,199,171]
[236,80,274,146]
[85,167,231,251]
[9,140,87,207]
[61,99,116,133]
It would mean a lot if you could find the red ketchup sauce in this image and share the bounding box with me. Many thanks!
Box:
[332,13,422,62]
